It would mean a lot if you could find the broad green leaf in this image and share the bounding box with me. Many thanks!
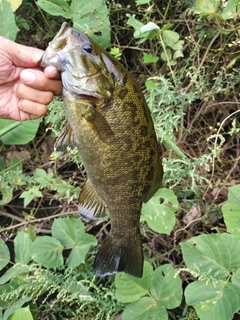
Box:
[150,264,182,309]
[185,280,240,320]
[173,50,184,60]
[52,218,85,248]
[30,236,64,268]
[36,0,71,18]
[115,261,153,303]
[232,268,240,287]
[14,232,32,264]
[222,185,240,239]
[0,238,10,270]
[222,0,237,19]
[4,302,33,320]
[0,186,13,205]
[0,119,40,144]
[52,218,96,248]
[227,184,240,204]
[172,40,184,51]
[140,22,159,34]
[71,0,110,49]
[0,0,18,40]
[195,0,220,13]
[143,53,159,64]
[162,30,179,48]
[181,233,240,280]
[66,233,97,268]
[0,265,28,285]
[1,0,22,12]
[127,16,144,31]
[160,48,172,62]
[122,296,168,320]
[141,188,178,234]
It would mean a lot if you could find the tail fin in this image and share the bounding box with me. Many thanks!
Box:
[93,235,143,278]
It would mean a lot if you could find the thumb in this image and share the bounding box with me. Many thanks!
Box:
[0,36,44,68]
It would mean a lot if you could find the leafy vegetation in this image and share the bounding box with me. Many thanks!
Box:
[0,0,240,319]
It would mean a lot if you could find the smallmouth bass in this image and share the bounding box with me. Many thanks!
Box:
[40,22,163,278]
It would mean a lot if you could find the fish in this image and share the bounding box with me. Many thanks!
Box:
[40,22,163,278]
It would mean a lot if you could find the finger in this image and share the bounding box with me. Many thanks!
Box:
[19,99,48,118]
[44,66,61,80]
[20,69,62,96]
[15,82,54,105]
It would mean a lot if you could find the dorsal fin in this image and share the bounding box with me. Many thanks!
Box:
[78,179,107,221]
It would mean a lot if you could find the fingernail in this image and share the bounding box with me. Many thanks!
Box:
[20,70,36,83]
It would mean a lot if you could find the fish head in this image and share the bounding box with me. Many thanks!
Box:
[40,22,121,101]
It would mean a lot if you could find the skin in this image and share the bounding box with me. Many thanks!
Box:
[0,36,62,121]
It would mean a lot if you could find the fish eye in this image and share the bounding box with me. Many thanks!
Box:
[82,42,92,54]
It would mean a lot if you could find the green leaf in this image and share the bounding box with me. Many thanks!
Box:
[160,48,172,62]
[185,280,240,320]
[0,238,10,271]
[20,187,43,207]
[143,53,159,64]
[52,218,97,268]
[122,296,168,320]
[150,264,182,309]
[36,0,71,18]
[0,119,40,145]
[4,303,33,320]
[181,233,240,280]
[222,185,240,239]
[0,0,19,40]
[173,50,184,60]
[172,40,184,51]
[141,188,178,234]
[162,30,179,48]
[66,236,97,268]
[52,218,92,248]
[115,261,153,303]
[195,0,220,13]
[222,0,237,19]
[140,22,160,34]
[71,0,110,49]
[0,265,28,285]
[0,186,13,205]
[226,184,240,204]
[30,236,64,268]
[14,232,32,264]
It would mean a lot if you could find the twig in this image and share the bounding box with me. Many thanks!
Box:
[0,210,78,233]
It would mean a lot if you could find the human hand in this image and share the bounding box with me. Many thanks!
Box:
[0,36,62,121]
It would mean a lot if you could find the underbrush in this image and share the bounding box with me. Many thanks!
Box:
[0,0,240,319]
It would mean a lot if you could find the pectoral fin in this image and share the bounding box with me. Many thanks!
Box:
[54,122,76,152]
[78,102,114,142]
[78,179,107,221]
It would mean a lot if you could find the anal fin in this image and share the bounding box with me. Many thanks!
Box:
[78,179,107,221]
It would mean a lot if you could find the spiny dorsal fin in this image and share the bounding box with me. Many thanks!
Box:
[78,179,107,221]
[54,122,76,152]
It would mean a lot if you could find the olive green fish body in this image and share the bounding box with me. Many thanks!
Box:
[40,23,163,277]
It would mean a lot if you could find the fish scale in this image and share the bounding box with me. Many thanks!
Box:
[40,22,163,278]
